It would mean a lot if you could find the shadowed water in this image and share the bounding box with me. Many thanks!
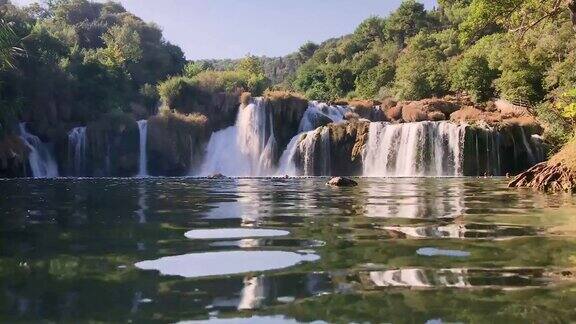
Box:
[1,177,576,323]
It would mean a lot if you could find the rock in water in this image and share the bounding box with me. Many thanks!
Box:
[208,173,227,179]
[509,138,576,193]
[327,177,358,187]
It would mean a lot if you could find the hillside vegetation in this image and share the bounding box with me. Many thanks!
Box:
[3,0,576,157]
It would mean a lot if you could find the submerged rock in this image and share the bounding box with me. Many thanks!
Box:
[326,177,358,187]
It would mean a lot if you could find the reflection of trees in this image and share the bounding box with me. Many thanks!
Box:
[271,285,576,323]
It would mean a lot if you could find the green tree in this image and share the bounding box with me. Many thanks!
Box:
[0,19,22,70]
[460,0,576,42]
[355,64,395,99]
[183,61,210,78]
[394,47,449,100]
[386,0,430,47]
[354,16,386,46]
[99,24,142,67]
[450,54,497,102]
[323,64,354,99]
[298,41,319,62]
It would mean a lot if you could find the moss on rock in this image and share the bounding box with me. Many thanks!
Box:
[85,112,139,177]
[147,110,210,176]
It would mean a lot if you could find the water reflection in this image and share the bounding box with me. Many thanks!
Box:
[362,268,550,289]
[383,223,539,239]
[1,177,576,322]
[362,178,465,219]
[134,251,320,278]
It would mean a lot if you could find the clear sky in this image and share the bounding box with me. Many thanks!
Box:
[12,0,437,60]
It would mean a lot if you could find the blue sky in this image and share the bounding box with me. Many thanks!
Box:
[12,0,437,60]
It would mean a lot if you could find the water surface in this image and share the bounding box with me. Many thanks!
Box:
[1,177,576,323]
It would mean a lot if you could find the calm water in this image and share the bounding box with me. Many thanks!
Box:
[1,177,576,323]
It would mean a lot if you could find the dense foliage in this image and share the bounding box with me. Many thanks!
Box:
[284,0,576,149]
[0,0,185,136]
[3,0,576,151]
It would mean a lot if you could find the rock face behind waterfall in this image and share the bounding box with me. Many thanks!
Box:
[292,121,370,176]
[0,136,28,177]
[85,113,139,177]
[147,111,210,176]
[264,91,309,154]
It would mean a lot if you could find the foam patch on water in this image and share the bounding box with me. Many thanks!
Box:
[185,228,289,240]
[416,247,470,257]
[135,251,319,278]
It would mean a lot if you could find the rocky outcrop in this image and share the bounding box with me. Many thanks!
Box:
[335,99,386,121]
[264,91,309,155]
[165,84,240,132]
[509,138,576,192]
[147,110,210,176]
[327,177,358,187]
[328,121,370,175]
[0,135,28,178]
[85,113,139,177]
[293,121,369,176]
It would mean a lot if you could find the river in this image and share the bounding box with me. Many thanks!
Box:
[1,177,576,322]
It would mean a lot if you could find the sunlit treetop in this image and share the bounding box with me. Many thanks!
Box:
[460,0,576,42]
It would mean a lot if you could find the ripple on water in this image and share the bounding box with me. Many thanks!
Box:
[135,251,319,278]
[184,228,290,240]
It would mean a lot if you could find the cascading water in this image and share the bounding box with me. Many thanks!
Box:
[199,97,543,178]
[19,123,59,178]
[363,121,466,177]
[137,120,148,177]
[68,126,87,176]
[276,102,349,176]
[298,101,349,132]
[201,98,275,176]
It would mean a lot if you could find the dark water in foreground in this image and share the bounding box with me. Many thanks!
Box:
[1,177,576,323]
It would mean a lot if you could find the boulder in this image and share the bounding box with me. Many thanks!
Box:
[510,138,576,192]
[401,102,429,122]
[326,177,358,187]
[385,104,403,121]
[207,173,228,179]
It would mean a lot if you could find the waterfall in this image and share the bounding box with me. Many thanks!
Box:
[276,103,350,176]
[299,101,349,132]
[19,123,59,178]
[363,121,466,177]
[137,120,148,177]
[201,98,274,176]
[68,126,87,176]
